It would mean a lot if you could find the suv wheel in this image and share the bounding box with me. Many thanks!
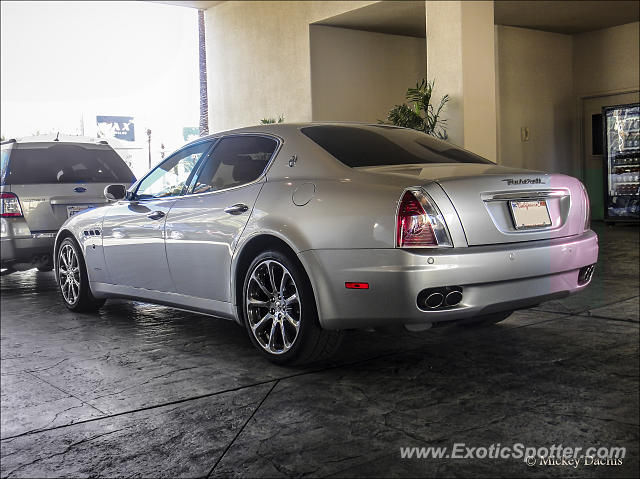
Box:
[1,266,16,276]
[242,250,342,365]
[36,255,54,272]
[56,238,105,312]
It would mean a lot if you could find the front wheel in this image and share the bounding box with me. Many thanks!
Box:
[242,250,342,365]
[56,238,105,312]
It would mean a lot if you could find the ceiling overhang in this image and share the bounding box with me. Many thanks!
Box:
[149,1,638,36]
[494,1,639,34]
[149,1,223,10]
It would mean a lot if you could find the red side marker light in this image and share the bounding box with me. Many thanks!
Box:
[345,282,369,289]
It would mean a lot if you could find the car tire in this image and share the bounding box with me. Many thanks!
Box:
[56,237,105,312]
[242,249,342,365]
[456,310,513,327]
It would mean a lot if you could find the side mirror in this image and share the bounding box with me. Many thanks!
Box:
[104,184,128,201]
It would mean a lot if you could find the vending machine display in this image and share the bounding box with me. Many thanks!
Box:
[603,103,639,222]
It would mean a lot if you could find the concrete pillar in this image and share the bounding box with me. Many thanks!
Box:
[426,1,497,162]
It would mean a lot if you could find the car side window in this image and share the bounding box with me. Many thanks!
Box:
[190,136,277,195]
[136,142,212,199]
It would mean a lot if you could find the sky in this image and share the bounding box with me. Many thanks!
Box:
[1,1,199,168]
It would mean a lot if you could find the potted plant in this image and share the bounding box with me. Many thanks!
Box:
[384,79,449,139]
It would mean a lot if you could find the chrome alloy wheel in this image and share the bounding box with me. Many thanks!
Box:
[246,259,301,355]
[58,243,81,305]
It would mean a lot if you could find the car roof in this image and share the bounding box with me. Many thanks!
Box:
[2,139,115,150]
[2,135,112,147]
[198,122,406,140]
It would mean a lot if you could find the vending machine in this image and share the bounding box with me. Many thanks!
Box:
[603,103,639,223]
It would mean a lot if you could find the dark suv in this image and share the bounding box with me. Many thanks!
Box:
[1,137,135,274]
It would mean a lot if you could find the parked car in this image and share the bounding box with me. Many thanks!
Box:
[1,137,135,274]
[53,124,598,364]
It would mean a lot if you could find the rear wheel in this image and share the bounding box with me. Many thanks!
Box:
[242,250,342,365]
[457,310,513,327]
[56,238,105,312]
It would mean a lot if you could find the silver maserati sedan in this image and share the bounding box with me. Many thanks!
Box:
[54,123,598,364]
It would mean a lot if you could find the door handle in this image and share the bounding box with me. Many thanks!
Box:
[147,210,166,220]
[224,203,249,215]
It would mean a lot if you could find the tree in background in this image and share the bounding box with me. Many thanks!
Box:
[198,10,209,136]
[384,79,450,140]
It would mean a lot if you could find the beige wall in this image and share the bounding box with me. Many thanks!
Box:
[496,22,639,177]
[426,1,497,161]
[425,1,463,145]
[573,22,639,97]
[572,22,639,212]
[204,1,377,131]
[205,1,637,179]
[310,25,425,123]
[496,26,574,174]
[461,1,497,163]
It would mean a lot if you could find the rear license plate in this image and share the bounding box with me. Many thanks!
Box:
[67,205,92,218]
[509,200,552,229]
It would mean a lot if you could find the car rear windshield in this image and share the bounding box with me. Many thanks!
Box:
[1,144,136,185]
[301,125,492,167]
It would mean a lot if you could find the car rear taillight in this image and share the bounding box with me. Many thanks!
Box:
[396,189,452,248]
[397,191,436,246]
[0,192,23,217]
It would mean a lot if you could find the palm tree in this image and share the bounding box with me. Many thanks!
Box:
[384,79,449,140]
[198,9,209,136]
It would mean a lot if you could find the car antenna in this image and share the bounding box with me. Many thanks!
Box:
[54,132,60,142]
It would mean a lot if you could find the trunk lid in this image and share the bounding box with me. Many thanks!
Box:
[2,141,136,233]
[9,183,122,232]
[358,163,586,246]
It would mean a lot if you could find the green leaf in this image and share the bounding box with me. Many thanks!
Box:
[385,78,449,138]
[386,104,424,131]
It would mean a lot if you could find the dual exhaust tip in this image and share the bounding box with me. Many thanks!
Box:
[578,264,595,285]
[418,286,463,310]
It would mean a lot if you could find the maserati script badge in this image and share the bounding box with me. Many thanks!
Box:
[502,178,545,186]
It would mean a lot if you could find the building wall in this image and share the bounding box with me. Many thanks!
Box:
[573,22,639,97]
[496,22,639,177]
[204,1,638,181]
[204,0,377,132]
[310,25,426,123]
[572,22,639,218]
[460,1,497,162]
[496,26,574,175]
[425,1,463,146]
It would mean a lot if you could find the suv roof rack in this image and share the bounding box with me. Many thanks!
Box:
[1,139,17,145]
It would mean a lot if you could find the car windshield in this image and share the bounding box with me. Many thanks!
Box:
[301,125,492,167]
[1,144,136,185]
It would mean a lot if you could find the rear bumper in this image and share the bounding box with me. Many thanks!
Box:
[1,218,55,266]
[299,230,599,329]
